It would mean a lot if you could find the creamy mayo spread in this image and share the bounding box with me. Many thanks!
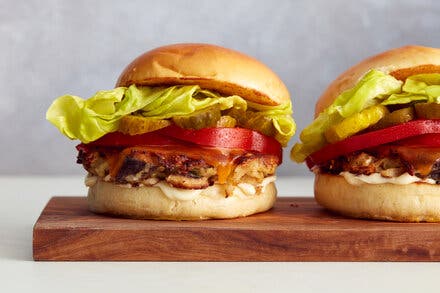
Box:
[85,174,276,201]
[155,176,276,201]
[84,174,98,187]
[341,172,436,186]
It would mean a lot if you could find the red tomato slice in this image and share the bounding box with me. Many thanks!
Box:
[395,133,440,147]
[81,126,282,161]
[158,125,282,161]
[307,119,440,168]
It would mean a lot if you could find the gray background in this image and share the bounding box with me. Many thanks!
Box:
[1,0,439,176]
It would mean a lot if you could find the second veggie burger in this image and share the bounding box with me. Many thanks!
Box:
[292,45,440,222]
[47,43,295,220]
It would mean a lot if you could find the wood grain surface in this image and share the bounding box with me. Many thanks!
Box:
[33,196,440,261]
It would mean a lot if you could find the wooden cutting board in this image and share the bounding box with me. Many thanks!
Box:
[33,196,440,261]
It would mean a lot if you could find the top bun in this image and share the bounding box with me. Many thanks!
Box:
[315,45,440,116]
[116,43,289,106]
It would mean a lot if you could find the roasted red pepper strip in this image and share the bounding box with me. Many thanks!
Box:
[307,119,440,168]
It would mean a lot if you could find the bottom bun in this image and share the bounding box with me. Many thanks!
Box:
[88,179,276,220]
[315,173,440,222]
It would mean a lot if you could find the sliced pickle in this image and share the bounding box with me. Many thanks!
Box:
[236,110,291,145]
[371,107,415,130]
[414,103,440,119]
[216,115,237,127]
[325,105,389,143]
[119,115,171,135]
[245,113,276,137]
[224,107,247,125]
[274,132,290,147]
[172,105,221,129]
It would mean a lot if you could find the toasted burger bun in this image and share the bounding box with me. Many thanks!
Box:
[116,43,289,106]
[88,179,277,220]
[315,174,440,222]
[314,45,440,222]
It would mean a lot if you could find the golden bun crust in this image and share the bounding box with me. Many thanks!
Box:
[315,173,440,222]
[315,45,440,117]
[116,43,289,106]
[88,179,277,220]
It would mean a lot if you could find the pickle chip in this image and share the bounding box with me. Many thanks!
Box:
[245,114,275,137]
[223,107,246,125]
[216,115,237,127]
[371,107,415,130]
[119,115,171,135]
[325,105,389,143]
[172,105,221,130]
[415,103,440,119]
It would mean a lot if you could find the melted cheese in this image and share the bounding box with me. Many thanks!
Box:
[106,145,247,181]
[217,164,233,184]
[390,146,440,176]
[341,172,436,186]
[376,146,440,177]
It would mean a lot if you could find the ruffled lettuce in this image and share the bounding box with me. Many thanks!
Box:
[47,85,295,145]
[46,88,127,144]
[382,73,440,105]
[129,86,248,118]
[246,101,296,146]
[291,70,402,162]
[329,70,403,118]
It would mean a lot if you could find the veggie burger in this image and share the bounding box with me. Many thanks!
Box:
[292,45,440,222]
[47,43,295,220]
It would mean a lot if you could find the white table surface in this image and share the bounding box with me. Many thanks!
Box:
[1,175,439,292]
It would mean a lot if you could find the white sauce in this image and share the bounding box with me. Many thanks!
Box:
[84,174,97,187]
[154,181,205,201]
[341,172,436,186]
[156,176,276,201]
[85,174,277,201]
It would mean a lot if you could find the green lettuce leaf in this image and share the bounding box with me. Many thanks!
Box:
[381,93,428,105]
[327,70,403,117]
[381,73,440,105]
[246,101,296,146]
[291,70,402,162]
[47,85,295,145]
[404,73,440,98]
[126,85,248,118]
[46,88,127,144]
